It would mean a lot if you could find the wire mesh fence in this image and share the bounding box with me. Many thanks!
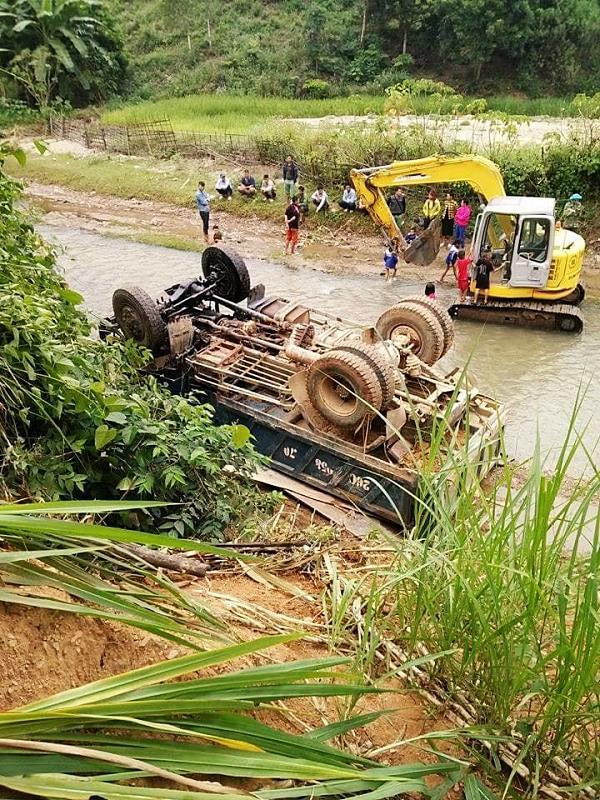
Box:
[46,115,356,186]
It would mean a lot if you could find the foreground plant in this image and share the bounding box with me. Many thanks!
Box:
[323,408,600,797]
[0,501,475,799]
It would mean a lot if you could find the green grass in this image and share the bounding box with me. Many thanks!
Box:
[101,94,386,133]
[10,151,375,237]
[100,93,580,133]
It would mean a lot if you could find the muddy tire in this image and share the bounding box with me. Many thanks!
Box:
[307,349,383,429]
[395,296,455,356]
[334,342,396,410]
[375,302,445,365]
[202,245,250,303]
[112,286,167,353]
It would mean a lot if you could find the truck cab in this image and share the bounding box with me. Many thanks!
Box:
[472,197,555,289]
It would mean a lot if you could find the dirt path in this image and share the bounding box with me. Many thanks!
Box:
[294,113,598,148]
[26,181,436,283]
[25,180,600,295]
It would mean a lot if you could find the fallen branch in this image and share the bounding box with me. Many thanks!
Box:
[121,544,208,577]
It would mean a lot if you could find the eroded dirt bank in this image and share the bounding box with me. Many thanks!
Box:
[26,181,430,281]
[26,181,600,296]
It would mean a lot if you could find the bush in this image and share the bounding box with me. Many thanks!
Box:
[0,146,261,538]
[302,79,331,99]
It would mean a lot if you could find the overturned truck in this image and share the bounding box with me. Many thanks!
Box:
[106,247,505,526]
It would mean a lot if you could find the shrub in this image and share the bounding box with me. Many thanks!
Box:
[302,79,331,99]
[0,147,260,538]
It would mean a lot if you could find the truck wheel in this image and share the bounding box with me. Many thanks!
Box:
[112,286,167,353]
[307,349,383,429]
[202,245,251,303]
[375,302,445,365]
[395,296,455,356]
[334,342,396,410]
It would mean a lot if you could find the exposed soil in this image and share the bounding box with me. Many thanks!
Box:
[0,595,175,711]
[0,563,456,775]
[25,180,600,296]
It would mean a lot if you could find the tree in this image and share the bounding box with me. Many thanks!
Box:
[0,0,126,107]
[373,0,435,57]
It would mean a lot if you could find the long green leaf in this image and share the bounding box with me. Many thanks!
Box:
[0,773,247,799]
[48,36,75,70]
[122,657,350,701]
[17,634,301,711]
[0,514,244,558]
[0,589,203,650]
[463,775,499,800]
[305,710,389,742]
[0,545,101,563]
[0,500,168,515]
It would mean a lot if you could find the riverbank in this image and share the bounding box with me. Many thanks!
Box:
[11,142,600,294]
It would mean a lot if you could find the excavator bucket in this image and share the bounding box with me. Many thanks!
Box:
[403,218,442,267]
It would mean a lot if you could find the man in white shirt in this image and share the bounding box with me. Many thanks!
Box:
[215,173,233,200]
[260,174,277,202]
[311,184,329,213]
[339,184,357,211]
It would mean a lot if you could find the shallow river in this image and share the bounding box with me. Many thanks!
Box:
[43,224,600,475]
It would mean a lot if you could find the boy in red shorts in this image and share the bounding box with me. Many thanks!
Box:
[455,249,472,302]
[284,196,301,255]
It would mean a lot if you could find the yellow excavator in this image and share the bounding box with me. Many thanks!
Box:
[350,155,585,332]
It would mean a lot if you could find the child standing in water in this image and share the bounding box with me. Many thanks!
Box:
[440,239,460,282]
[383,245,399,282]
[455,249,472,302]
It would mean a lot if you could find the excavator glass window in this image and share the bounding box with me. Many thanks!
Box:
[517,218,551,263]
[479,213,518,265]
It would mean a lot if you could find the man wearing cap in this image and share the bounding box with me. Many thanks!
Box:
[563,193,583,231]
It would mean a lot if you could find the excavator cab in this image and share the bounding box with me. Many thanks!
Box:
[472,198,555,289]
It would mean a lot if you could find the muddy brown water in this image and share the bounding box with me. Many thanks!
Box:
[43,224,600,476]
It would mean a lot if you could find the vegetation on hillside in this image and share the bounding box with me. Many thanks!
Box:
[110,0,600,100]
[2,1,600,112]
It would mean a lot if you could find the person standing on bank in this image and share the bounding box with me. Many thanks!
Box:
[282,155,299,202]
[195,181,210,243]
[388,187,406,227]
[441,191,458,242]
[454,198,472,247]
[284,195,301,255]
[422,189,441,229]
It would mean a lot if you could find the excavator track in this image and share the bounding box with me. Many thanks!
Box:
[447,300,584,333]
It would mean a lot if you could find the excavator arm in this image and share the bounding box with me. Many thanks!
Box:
[350,154,506,265]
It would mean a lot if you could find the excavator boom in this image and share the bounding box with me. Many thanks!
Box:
[350,154,506,264]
